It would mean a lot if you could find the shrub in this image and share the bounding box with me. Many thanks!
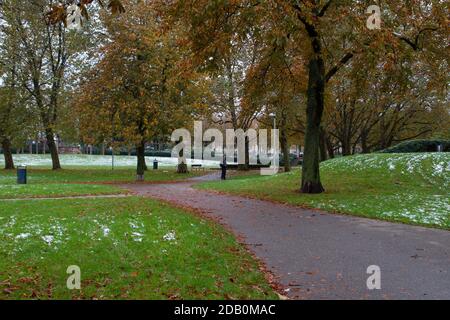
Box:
[380,139,450,153]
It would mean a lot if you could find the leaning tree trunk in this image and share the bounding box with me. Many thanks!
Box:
[136,140,146,181]
[280,128,291,172]
[45,128,61,170]
[301,58,325,194]
[1,138,15,170]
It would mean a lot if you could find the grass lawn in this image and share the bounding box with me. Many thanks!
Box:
[197,153,450,229]
[0,197,276,299]
[0,168,203,199]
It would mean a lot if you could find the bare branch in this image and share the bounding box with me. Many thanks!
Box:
[325,51,354,82]
[394,27,438,51]
[318,0,333,17]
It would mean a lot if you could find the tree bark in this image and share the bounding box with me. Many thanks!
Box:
[177,162,188,173]
[325,134,335,159]
[361,130,370,154]
[238,137,250,171]
[301,58,325,194]
[45,128,61,170]
[136,140,146,181]
[319,127,328,162]
[341,138,352,156]
[280,128,291,172]
[2,138,15,170]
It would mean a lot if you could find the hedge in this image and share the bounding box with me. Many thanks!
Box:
[380,139,450,153]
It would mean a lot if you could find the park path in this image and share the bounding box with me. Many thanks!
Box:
[121,173,450,300]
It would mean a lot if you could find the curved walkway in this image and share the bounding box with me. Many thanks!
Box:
[121,173,450,300]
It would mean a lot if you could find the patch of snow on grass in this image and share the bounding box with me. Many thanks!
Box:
[42,235,54,245]
[15,233,31,239]
[131,232,144,242]
[103,227,110,237]
[163,231,176,241]
[0,154,220,168]
[129,218,145,242]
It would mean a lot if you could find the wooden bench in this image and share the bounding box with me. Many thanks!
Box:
[191,164,205,171]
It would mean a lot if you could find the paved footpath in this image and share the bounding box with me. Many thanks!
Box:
[121,173,450,300]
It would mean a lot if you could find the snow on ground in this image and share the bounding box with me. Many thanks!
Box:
[321,153,450,189]
[0,208,180,254]
[318,153,450,228]
[0,154,220,168]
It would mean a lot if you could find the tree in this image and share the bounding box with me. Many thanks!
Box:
[324,41,449,154]
[207,34,263,170]
[0,0,126,170]
[1,0,72,169]
[76,0,208,179]
[244,39,307,172]
[0,3,34,169]
[169,0,448,193]
[0,86,18,169]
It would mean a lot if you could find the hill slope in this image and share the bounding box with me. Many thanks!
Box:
[198,153,450,229]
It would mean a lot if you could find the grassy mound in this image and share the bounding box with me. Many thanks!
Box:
[198,153,450,229]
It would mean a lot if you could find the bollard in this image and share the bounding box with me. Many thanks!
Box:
[17,166,27,184]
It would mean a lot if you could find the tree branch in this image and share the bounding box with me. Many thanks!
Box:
[318,0,333,17]
[325,51,354,82]
[394,27,438,51]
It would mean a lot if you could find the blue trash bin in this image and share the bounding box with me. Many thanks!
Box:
[17,166,27,184]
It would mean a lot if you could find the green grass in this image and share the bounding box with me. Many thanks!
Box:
[0,184,123,199]
[0,168,202,199]
[197,153,450,229]
[0,197,276,299]
[0,167,203,184]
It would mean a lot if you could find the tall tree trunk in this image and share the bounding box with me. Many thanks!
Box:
[341,138,352,156]
[319,127,328,162]
[45,128,61,170]
[238,137,250,171]
[361,130,370,154]
[301,58,325,194]
[325,134,335,159]
[2,138,15,170]
[136,140,146,181]
[280,128,291,172]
